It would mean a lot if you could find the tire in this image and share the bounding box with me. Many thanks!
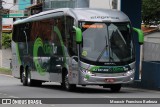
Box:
[21,70,27,86]
[63,74,76,91]
[27,70,32,86]
[110,84,121,92]
[20,67,24,83]
[27,70,42,86]
[32,80,42,86]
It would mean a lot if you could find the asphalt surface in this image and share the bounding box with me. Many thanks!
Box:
[0,74,160,107]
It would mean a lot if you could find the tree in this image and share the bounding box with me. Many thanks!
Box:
[142,0,160,25]
[2,33,12,49]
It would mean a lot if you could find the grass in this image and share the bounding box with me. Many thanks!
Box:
[0,67,12,75]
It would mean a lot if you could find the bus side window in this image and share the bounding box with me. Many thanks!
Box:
[13,24,27,42]
[12,25,18,42]
[18,24,26,42]
[24,23,31,42]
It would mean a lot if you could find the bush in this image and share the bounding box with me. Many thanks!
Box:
[2,33,12,49]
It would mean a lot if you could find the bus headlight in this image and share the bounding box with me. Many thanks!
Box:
[81,68,96,76]
[124,69,135,76]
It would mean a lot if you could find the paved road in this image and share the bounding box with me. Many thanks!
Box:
[0,74,160,107]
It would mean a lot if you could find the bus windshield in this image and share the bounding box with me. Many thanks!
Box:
[79,22,135,64]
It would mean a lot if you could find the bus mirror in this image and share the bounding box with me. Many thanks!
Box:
[73,26,82,44]
[133,27,144,45]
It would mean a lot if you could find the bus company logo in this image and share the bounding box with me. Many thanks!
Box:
[91,16,119,20]
[33,37,47,76]
[33,26,62,76]
[33,38,57,75]
[91,16,109,19]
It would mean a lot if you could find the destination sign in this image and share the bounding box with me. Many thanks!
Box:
[82,24,104,28]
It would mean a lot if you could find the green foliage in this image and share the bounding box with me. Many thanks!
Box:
[142,0,160,25]
[2,33,12,49]
[0,67,12,75]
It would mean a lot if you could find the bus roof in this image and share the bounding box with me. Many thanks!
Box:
[13,8,130,25]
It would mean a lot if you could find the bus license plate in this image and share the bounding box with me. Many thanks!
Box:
[105,78,115,83]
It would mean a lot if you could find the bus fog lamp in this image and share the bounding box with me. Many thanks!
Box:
[130,77,134,81]
[82,69,96,76]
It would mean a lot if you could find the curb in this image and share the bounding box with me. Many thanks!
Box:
[0,73,13,77]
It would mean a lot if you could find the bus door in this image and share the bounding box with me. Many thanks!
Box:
[69,56,79,84]
[49,17,64,82]
[69,30,79,84]
[49,56,63,82]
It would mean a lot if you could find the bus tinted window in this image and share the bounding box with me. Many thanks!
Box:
[13,24,31,42]
[12,25,18,42]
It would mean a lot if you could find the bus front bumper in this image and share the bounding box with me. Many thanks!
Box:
[79,69,135,85]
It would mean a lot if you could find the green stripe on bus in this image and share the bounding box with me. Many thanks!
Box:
[16,43,22,65]
[54,26,67,67]
[33,37,46,76]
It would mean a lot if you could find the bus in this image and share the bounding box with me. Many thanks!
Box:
[11,8,144,92]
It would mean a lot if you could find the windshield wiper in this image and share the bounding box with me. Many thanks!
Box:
[96,35,109,62]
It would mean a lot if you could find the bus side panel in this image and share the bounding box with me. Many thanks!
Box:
[22,41,50,81]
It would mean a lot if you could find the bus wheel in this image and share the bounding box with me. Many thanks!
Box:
[64,74,76,91]
[32,80,42,86]
[110,84,121,92]
[26,70,32,86]
[22,70,27,86]
[27,70,42,86]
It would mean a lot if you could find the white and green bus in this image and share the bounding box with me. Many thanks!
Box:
[11,8,144,92]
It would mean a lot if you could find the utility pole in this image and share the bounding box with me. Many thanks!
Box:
[0,0,2,67]
[0,0,2,49]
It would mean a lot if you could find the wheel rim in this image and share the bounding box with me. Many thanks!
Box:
[27,71,31,85]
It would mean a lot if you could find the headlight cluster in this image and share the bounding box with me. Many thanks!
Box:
[81,68,96,76]
[123,69,135,76]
